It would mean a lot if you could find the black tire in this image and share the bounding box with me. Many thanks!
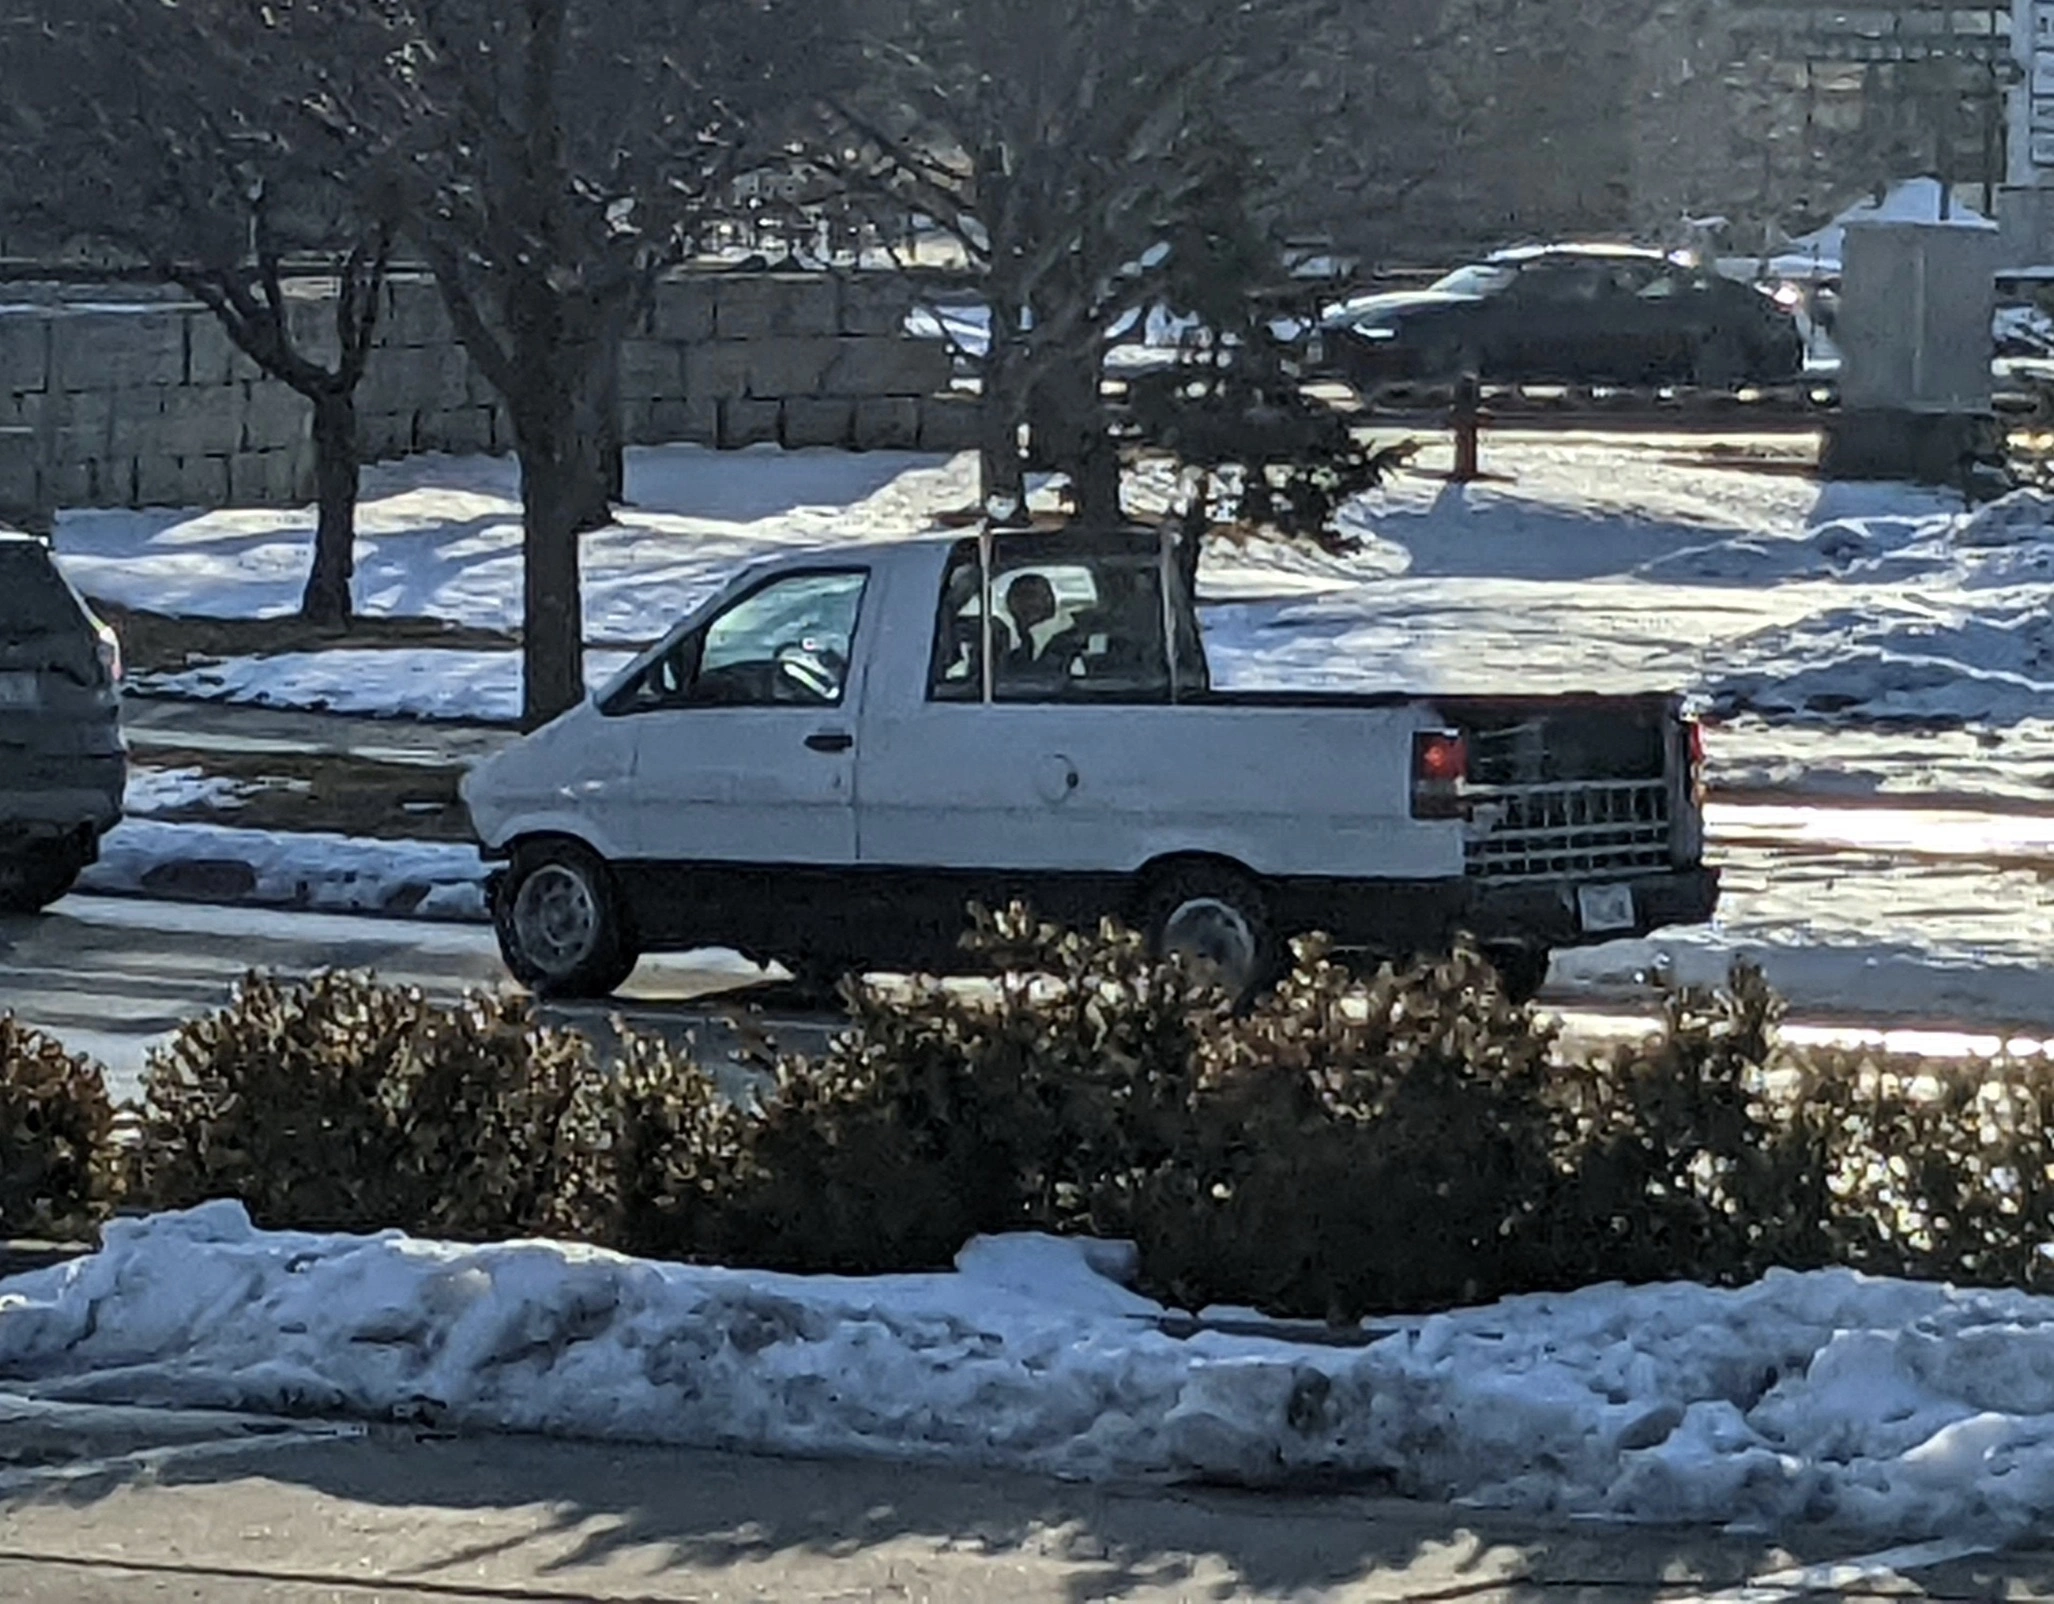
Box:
[493,839,639,999]
[1484,943,1551,1006]
[1692,332,1749,390]
[1142,863,1279,1001]
[0,851,83,914]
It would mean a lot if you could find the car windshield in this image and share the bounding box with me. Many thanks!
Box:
[1429,263,1517,297]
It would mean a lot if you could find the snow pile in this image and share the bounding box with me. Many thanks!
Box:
[1708,602,2054,727]
[1953,488,2054,551]
[7,1204,2054,1539]
[81,819,487,919]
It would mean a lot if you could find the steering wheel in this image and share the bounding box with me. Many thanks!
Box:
[772,639,845,704]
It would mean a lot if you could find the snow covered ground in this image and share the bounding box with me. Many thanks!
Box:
[6,1203,2054,1543]
[69,435,2044,760]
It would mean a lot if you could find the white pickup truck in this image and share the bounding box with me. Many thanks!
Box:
[462,526,1716,1000]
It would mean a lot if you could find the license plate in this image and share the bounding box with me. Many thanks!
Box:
[0,672,39,709]
[1577,883,1636,933]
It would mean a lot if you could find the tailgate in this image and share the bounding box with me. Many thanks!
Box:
[1431,694,1701,880]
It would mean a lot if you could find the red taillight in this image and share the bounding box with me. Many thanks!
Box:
[1412,730,1467,818]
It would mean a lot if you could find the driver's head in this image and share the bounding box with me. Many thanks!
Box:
[1006,572,1056,635]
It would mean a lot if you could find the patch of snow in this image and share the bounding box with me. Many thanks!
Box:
[131,649,638,726]
[122,766,249,816]
[80,819,486,920]
[56,445,982,644]
[9,1204,2054,1539]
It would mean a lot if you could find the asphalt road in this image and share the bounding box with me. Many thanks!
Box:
[2,1397,2051,1602]
[0,892,835,1100]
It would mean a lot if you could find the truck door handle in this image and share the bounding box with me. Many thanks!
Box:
[805,730,854,753]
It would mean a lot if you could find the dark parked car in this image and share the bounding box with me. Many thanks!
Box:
[0,528,124,912]
[1318,244,1807,394]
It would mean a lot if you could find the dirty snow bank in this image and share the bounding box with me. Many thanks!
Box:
[6,1203,2054,1541]
[80,819,487,919]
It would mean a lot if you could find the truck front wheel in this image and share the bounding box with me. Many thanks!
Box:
[1143,864,1278,1001]
[494,840,640,999]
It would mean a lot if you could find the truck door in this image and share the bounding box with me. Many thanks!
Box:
[606,567,869,864]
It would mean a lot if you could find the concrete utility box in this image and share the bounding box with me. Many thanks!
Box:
[1822,216,2003,483]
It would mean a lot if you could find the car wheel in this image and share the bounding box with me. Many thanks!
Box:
[494,840,639,999]
[0,851,83,914]
[1484,943,1551,1005]
[1143,864,1278,1002]
[1692,333,1749,390]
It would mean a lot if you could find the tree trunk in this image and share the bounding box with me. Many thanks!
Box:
[568,318,626,532]
[979,316,1029,525]
[1031,339,1121,526]
[300,391,360,627]
[514,423,591,729]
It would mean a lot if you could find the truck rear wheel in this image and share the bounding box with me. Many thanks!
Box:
[1143,864,1277,1001]
[494,840,640,999]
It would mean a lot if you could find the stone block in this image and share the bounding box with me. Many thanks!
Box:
[824,335,951,397]
[839,276,916,337]
[918,393,983,452]
[184,312,242,386]
[241,383,311,451]
[683,341,753,400]
[152,386,245,458]
[382,277,450,347]
[782,397,855,448]
[743,336,836,398]
[0,427,47,532]
[174,453,231,507]
[53,309,186,390]
[718,396,781,448]
[422,405,495,456]
[853,395,922,450]
[282,294,343,370]
[359,410,416,460]
[713,274,840,340]
[383,343,471,412]
[46,457,95,508]
[0,312,50,392]
[620,338,683,401]
[135,453,185,507]
[650,277,716,342]
[646,395,718,444]
[227,450,303,506]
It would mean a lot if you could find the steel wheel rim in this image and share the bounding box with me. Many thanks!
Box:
[1160,896,1257,992]
[511,863,600,977]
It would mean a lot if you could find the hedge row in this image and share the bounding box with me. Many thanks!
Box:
[6,907,2051,1317]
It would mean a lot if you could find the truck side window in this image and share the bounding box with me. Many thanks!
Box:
[927,546,1172,704]
[612,570,867,712]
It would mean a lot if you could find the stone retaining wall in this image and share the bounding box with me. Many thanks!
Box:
[0,272,978,516]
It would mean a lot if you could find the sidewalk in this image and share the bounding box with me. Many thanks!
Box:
[5,1408,2048,1603]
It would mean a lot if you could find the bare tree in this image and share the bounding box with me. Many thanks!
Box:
[0,0,404,626]
[813,0,1322,525]
[317,0,830,726]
